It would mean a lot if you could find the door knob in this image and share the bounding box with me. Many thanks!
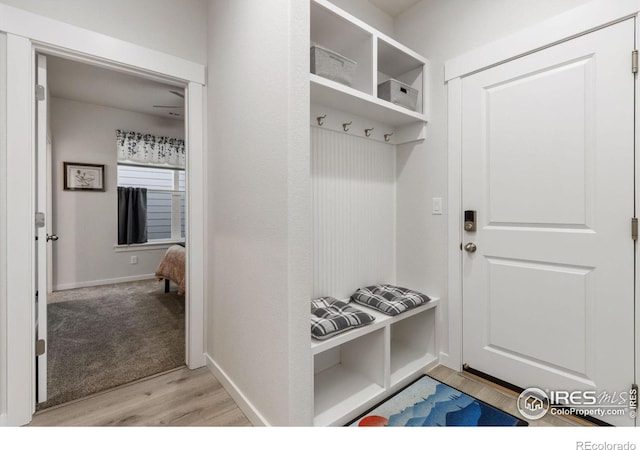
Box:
[464,242,477,253]
[46,234,59,242]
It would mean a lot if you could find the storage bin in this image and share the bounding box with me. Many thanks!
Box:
[378,79,418,111]
[311,45,357,87]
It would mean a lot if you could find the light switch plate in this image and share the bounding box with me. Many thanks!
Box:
[432,197,443,215]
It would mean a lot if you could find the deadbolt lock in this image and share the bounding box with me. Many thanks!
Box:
[464,210,477,232]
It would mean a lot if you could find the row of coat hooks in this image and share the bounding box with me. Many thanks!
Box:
[316,114,393,142]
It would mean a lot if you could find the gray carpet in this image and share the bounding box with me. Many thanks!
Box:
[38,279,185,410]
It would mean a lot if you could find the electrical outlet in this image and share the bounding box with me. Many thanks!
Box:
[130,255,138,264]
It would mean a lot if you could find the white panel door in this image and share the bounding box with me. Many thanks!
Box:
[462,19,635,426]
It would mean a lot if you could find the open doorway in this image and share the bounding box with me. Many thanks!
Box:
[36,54,188,410]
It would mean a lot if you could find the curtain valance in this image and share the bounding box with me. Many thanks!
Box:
[116,129,185,169]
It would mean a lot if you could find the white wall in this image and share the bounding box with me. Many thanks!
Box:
[207,0,311,426]
[0,0,208,65]
[50,97,184,290]
[392,0,592,364]
[397,0,592,63]
[0,32,7,425]
[311,127,396,300]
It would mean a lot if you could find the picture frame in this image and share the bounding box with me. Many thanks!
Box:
[63,162,105,191]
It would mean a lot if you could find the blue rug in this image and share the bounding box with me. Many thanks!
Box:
[348,375,527,427]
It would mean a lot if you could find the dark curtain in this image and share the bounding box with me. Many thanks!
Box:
[118,187,148,245]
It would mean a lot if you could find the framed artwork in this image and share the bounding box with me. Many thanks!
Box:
[63,162,105,191]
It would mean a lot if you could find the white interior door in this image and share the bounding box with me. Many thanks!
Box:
[36,53,50,403]
[462,19,635,426]
[47,132,53,294]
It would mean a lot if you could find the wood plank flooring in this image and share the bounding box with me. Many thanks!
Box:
[29,366,251,427]
[29,364,594,427]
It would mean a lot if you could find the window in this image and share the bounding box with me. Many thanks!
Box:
[117,165,185,241]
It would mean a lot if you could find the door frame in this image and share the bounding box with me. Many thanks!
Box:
[1,4,207,426]
[444,0,640,372]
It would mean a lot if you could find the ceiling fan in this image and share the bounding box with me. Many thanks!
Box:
[154,90,184,116]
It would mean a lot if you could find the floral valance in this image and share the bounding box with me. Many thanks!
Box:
[116,129,185,169]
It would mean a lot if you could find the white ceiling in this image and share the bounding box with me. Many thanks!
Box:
[46,55,184,120]
[368,0,421,17]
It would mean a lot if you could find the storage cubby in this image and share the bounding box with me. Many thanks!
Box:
[310,0,373,95]
[310,0,429,142]
[313,329,385,426]
[390,305,437,385]
[377,37,425,115]
[311,300,439,426]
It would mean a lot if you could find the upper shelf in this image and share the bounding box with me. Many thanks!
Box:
[310,74,427,127]
[310,0,430,132]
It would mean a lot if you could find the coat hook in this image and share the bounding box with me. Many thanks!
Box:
[343,121,352,132]
[317,114,326,126]
[384,133,394,142]
[365,128,374,137]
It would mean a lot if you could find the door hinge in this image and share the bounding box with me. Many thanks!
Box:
[633,50,638,74]
[35,212,45,228]
[36,339,46,357]
[35,84,46,101]
[632,217,638,241]
[630,384,638,412]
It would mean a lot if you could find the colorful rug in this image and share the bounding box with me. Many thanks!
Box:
[348,375,527,427]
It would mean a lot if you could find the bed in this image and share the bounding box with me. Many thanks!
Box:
[155,244,186,295]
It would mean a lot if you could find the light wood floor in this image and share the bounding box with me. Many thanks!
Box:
[29,364,593,427]
[29,366,251,427]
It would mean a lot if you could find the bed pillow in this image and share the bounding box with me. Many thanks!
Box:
[311,297,375,340]
[351,285,430,316]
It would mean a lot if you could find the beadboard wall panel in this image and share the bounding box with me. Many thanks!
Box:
[311,126,396,300]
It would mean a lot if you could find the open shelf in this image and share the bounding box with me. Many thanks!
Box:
[310,0,429,138]
[311,299,439,426]
[310,0,373,95]
[313,329,385,426]
[310,74,427,128]
[377,37,425,78]
[390,306,437,385]
[377,37,426,115]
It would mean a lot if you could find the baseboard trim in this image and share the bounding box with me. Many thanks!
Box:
[0,413,6,426]
[54,274,157,291]
[204,353,269,427]
[187,353,206,370]
[438,351,461,372]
